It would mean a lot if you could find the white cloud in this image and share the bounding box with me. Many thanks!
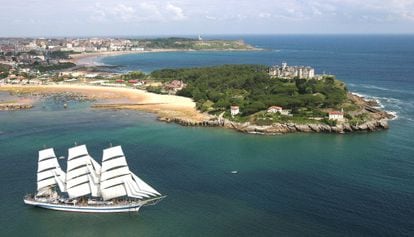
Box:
[88,1,186,23]
[1,0,414,35]
[138,2,163,21]
[205,15,217,20]
[166,3,186,20]
[258,12,271,19]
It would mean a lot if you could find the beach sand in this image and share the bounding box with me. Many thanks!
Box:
[68,47,260,66]
[68,49,183,66]
[0,84,209,122]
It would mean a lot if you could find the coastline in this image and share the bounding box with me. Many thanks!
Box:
[68,47,262,66]
[0,93,35,111]
[0,84,393,134]
[161,93,393,135]
[0,84,210,122]
[68,49,180,66]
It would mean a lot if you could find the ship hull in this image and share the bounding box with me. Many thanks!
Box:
[24,199,141,213]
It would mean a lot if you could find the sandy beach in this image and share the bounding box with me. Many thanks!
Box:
[68,49,184,66]
[0,84,209,121]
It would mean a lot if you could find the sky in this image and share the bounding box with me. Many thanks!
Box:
[0,0,413,37]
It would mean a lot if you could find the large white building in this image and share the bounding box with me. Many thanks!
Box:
[269,62,315,79]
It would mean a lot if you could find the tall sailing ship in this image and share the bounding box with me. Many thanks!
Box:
[24,144,165,213]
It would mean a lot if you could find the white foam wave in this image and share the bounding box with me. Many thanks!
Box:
[351,92,385,109]
[386,111,399,120]
[360,84,390,91]
[357,84,414,96]
[351,92,404,120]
[352,92,404,106]
[350,92,366,98]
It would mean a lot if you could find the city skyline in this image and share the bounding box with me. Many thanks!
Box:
[0,0,413,37]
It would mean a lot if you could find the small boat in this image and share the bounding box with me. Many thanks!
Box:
[24,144,165,213]
[230,170,238,174]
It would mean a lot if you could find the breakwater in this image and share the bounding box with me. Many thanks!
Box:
[0,103,32,111]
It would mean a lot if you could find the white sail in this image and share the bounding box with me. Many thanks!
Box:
[66,145,101,199]
[100,146,161,201]
[37,148,66,194]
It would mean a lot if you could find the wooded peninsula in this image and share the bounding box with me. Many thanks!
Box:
[148,64,392,129]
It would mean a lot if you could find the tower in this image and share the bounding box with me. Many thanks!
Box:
[282,62,287,70]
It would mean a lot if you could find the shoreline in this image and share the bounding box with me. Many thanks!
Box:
[0,84,393,135]
[350,92,398,121]
[0,84,210,122]
[0,93,35,111]
[68,47,263,66]
[68,49,180,66]
[160,93,393,135]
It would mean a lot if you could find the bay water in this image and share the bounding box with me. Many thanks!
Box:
[1,35,413,236]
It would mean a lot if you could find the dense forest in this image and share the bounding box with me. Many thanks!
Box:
[150,65,348,117]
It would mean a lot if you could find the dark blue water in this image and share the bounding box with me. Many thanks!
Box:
[1,35,414,236]
[103,35,414,127]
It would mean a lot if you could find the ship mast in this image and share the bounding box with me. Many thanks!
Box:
[36,148,66,196]
[100,145,161,201]
[65,145,101,199]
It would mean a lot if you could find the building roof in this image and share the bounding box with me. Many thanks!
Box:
[268,106,282,110]
[231,106,239,110]
[329,111,343,115]
[165,80,185,89]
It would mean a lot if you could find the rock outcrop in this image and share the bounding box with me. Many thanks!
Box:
[0,103,33,111]
[149,92,394,135]
[159,116,390,135]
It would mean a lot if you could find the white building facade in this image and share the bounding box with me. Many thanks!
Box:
[329,111,344,120]
[269,62,315,79]
[231,106,240,116]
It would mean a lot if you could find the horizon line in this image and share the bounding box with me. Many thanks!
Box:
[1,33,414,39]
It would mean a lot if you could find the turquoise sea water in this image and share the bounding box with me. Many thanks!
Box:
[1,35,414,236]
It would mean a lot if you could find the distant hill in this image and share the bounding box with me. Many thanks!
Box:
[134,37,257,50]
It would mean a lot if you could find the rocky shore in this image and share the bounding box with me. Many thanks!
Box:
[159,93,395,135]
[159,116,390,134]
[0,103,33,111]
